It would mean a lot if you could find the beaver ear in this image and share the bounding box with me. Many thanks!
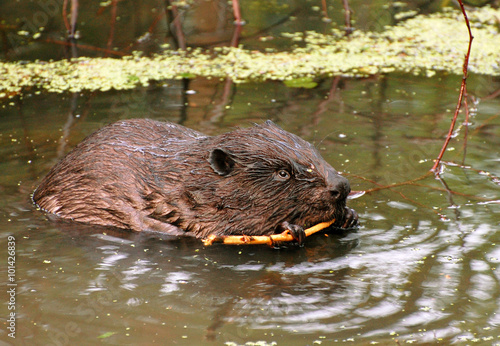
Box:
[209,148,235,176]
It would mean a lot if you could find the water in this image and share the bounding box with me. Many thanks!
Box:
[1,1,500,345]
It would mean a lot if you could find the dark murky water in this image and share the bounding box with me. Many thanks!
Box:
[1,1,500,345]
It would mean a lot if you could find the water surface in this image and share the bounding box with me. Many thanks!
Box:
[1,1,500,345]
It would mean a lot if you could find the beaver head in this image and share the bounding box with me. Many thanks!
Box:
[175,120,357,240]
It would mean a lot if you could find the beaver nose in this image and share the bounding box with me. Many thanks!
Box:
[327,174,350,202]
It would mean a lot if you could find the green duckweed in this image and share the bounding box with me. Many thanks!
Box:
[0,7,499,95]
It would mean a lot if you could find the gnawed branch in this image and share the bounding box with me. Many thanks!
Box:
[202,219,336,246]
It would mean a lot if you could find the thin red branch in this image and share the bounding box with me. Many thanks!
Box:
[361,171,433,193]
[232,0,244,25]
[348,169,494,204]
[321,0,329,21]
[148,11,165,34]
[167,1,186,50]
[483,88,500,100]
[106,0,118,55]
[431,0,474,173]
[62,0,70,33]
[342,0,352,34]
[62,0,78,38]
[230,20,243,47]
[69,0,78,38]
[44,38,127,56]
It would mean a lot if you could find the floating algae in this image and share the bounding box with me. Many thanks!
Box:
[0,7,499,95]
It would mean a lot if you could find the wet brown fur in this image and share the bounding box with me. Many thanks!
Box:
[33,119,356,238]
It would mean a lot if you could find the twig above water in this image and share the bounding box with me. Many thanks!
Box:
[431,0,474,173]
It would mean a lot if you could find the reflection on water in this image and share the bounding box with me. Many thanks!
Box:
[1,0,500,344]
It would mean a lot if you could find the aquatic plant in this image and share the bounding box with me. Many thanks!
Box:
[0,7,499,95]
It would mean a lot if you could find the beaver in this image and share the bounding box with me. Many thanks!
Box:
[33,119,358,244]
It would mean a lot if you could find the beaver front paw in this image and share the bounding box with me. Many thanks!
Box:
[279,221,306,246]
[342,207,358,229]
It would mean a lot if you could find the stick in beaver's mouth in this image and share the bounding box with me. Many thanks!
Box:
[202,219,337,246]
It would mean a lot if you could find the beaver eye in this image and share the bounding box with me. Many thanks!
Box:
[276,169,291,180]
